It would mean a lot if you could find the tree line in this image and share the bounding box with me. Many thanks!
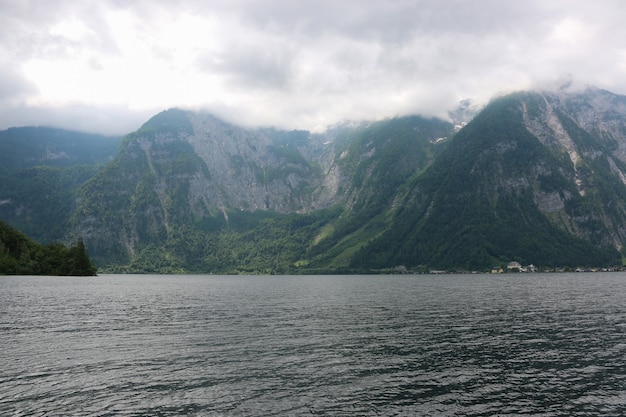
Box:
[0,220,97,276]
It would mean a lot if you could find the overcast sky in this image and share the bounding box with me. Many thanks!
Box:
[1,0,626,135]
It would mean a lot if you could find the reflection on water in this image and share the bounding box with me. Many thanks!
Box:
[1,273,626,416]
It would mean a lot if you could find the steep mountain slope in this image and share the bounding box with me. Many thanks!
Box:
[305,116,454,268]
[0,165,100,243]
[0,127,122,243]
[521,88,626,247]
[70,110,453,271]
[352,88,626,270]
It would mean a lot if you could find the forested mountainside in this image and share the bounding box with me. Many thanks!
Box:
[352,90,626,270]
[3,87,626,273]
[0,127,120,175]
[0,127,121,243]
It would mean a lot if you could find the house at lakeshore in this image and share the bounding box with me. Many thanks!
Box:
[502,262,537,273]
[507,261,523,272]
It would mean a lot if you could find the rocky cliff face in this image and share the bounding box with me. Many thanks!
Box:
[519,88,626,249]
[69,109,332,263]
[129,110,334,214]
[183,113,325,213]
[70,110,453,267]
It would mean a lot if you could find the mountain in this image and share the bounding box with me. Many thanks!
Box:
[69,110,453,271]
[3,87,626,273]
[0,126,120,175]
[0,127,122,243]
[351,87,626,270]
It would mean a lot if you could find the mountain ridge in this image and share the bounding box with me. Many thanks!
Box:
[3,87,626,272]
[350,91,624,270]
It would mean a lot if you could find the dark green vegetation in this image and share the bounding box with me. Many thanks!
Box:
[0,165,101,242]
[110,208,343,274]
[3,88,626,273]
[0,127,121,243]
[0,126,120,175]
[0,220,97,276]
[302,116,454,271]
[351,95,622,270]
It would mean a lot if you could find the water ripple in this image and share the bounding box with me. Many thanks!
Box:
[1,273,626,415]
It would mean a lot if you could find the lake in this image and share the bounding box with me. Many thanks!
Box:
[1,273,626,416]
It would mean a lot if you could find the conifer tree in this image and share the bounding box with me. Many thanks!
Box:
[69,238,98,276]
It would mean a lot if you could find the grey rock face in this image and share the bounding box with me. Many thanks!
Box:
[182,112,336,213]
[519,88,626,249]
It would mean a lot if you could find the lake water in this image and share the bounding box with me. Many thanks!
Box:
[1,273,626,416]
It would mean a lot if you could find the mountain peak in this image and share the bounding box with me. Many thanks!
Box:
[448,98,481,127]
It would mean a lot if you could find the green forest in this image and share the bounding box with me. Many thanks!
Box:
[0,220,97,276]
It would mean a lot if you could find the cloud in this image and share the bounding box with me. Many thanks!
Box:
[0,102,151,135]
[1,0,626,135]
[196,36,296,90]
[0,67,37,103]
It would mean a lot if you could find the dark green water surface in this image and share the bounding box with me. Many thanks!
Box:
[1,273,625,416]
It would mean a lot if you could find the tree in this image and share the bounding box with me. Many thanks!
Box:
[69,238,98,276]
